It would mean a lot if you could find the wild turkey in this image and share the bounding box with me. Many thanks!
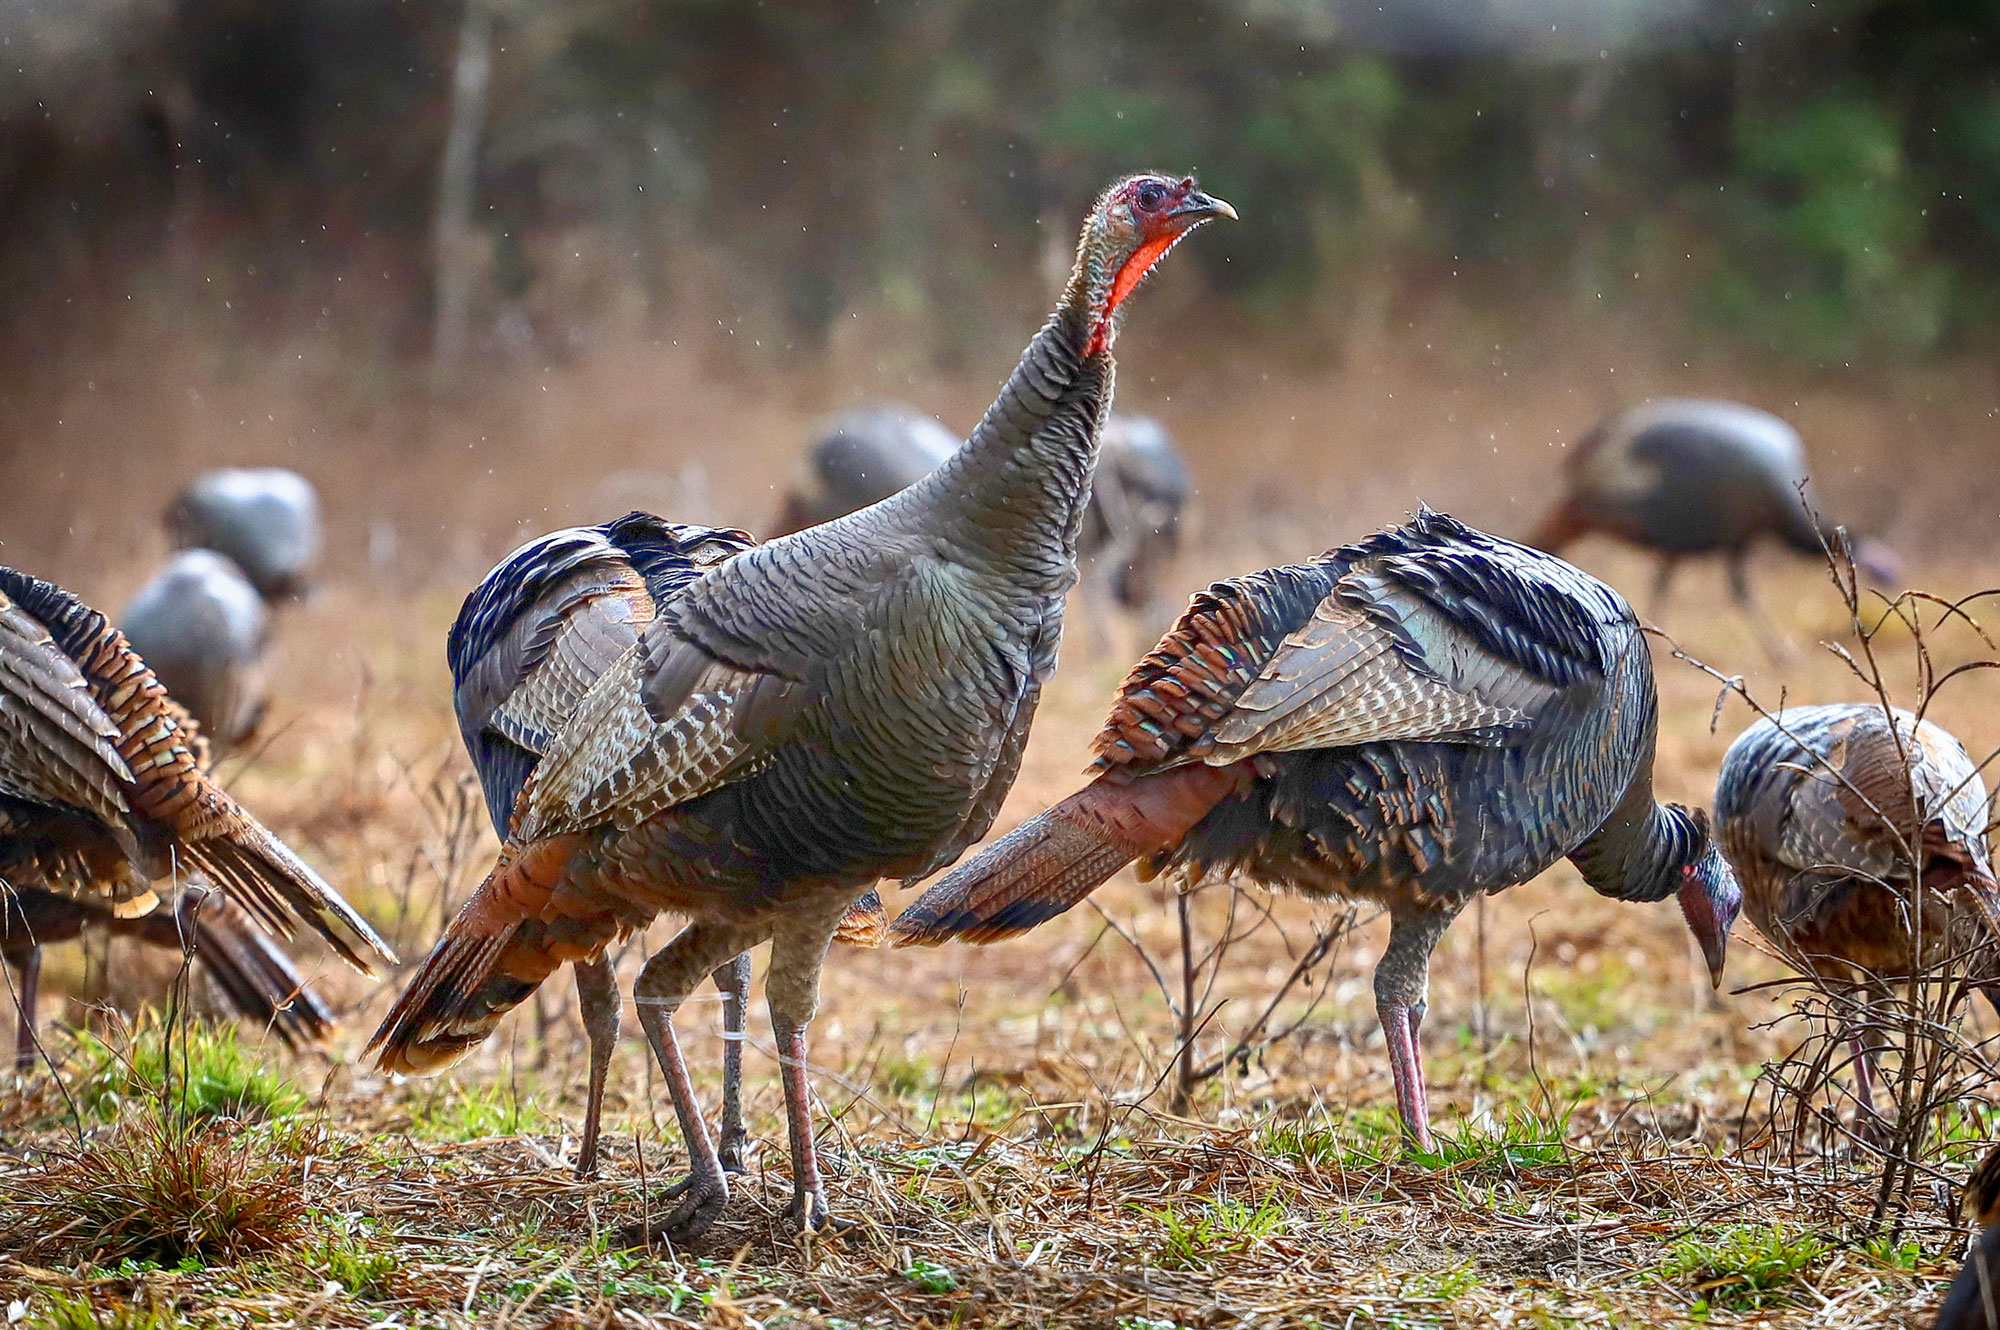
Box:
[772,406,958,536]
[891,508,1742,1152]
[370,172,1234,1239]
[775,407,1189,626]
[168,467,324,601]
[0,566,393,1068]
[119,549,270,746]
[445,511,883,1179]
[1936,1144,2000,1330]
[1528,399,1900,654]
[1082,413,1189,618]
[1715,703,1996,1119]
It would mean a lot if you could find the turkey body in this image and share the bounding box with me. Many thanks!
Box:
[373,173,1235,1240]
[1936,1146,2000,1330]
[894,509,1740,1150]
[1529,399,1898,652]
[444,511,882,1177]
[1715,703,1996,1117]
[120,549,270,746]
[0,566,391,1068]
[168,467,323,600]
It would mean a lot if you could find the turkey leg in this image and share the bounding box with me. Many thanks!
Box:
[9,946,40,1072]
[767,903,845,1231]
[1647,556,1680,618]
[1378,998,1434,1153]
[712,950,754,1173]
[1727,550,1792,664]
[1375,904,1454,1154]
[629,922,753,1244]
[573,956,619,1179]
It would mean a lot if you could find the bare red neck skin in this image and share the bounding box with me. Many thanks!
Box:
[1085,230,1183,358]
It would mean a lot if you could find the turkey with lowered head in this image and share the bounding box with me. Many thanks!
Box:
[775,406,1190,641]
[370,173,1234,1240]
[0,566,392,1067]
[893,508,1741,1151]
[1529,399,1898,655]
[1715,703,1996,1121]
[119,549,269,747]
[168,467,323,601]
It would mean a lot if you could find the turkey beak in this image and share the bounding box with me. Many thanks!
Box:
[1678,871,1735,990]
[1699,928,1728,990]
[1168,190,1237,227]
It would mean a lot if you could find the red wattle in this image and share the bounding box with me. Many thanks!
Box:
[1086,230,1184,357]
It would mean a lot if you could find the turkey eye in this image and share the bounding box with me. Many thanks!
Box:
[1135,182,1167,210]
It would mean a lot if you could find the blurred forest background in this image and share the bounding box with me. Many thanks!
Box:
[1,0,1995,588]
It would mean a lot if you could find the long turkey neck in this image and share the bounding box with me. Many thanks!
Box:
[1568,775,1701,904]
[913,230,1119,582]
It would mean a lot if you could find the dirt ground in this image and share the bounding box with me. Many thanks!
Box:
[0,317,1996,1327]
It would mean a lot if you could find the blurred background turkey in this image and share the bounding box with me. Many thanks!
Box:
[1,1,1997,1324]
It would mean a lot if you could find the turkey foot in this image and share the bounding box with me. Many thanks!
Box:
[632,1167,730,1247]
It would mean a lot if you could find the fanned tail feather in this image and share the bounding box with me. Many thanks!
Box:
[368,835,600,1075]
[191,895,338,1048]
[114,887,337,1047]
[890,764,1249,947]
[184,823,396,975]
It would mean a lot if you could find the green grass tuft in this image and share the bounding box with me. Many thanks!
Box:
[1401,1262,1481,1300]
[27,1292,177,1330]
[67,1015,303,1124]
[1658,1223,1831,1311]
[1141,1193,1290,1270]
[406,1081,546,1141]
[313,1234,398,1299]
[1408,1104,1571,1172]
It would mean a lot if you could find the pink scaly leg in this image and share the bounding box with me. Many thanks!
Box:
[1378,998,1436,1154]
[572,956,619,1180]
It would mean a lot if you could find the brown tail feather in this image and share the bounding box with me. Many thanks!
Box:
[1526,498,1590,553]
[185,824,396,975]
[367,835,602,1075]
[113,888,337,1047]
[890,764,1249,947]
[834,889,888,947]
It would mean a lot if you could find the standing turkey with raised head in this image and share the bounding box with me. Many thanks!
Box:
[1715,703,1997,1120]
[892,509,1741,1151]
[1528,399,1899,655]
[371,173,1234,1239]
[0,567,394,1067]
[446,511,882,1179]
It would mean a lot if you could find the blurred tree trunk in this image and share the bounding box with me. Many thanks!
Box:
[432,0,493,395]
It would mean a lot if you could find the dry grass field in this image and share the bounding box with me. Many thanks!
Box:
[0,328,1995,1328]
